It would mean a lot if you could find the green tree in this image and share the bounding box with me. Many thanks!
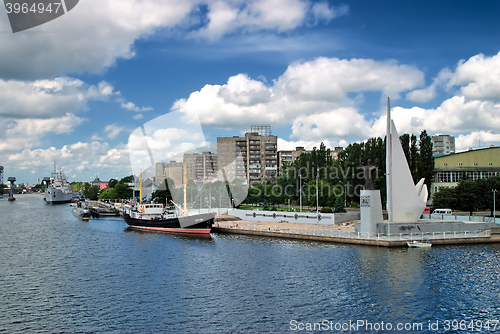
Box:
[410,134,418,182]
[245,186,261,206]
[32,184,45,192]
[484,176,500,216]
[400,133,411,167]
[333,194,347,213]
[71,182,84,191]
[151,178,174,205]
[115,183,132,199]
[99,188,118,200]
[185,180,199,206]
[432,187,458,210]
[119,175,134,184]
[108,179,118,188]
[417,130,434,190]
[300,179,332,210]
[455,179,481,216]
[83,185,100,200]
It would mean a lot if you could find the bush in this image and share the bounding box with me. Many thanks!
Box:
[320,207,333,213]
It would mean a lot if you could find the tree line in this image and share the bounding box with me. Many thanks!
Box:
[432,176,500,216]
[243,130,434,211]
[151,178,246,208]
[71,175,133,201]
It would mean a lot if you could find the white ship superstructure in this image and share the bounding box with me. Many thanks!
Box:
[44,165,73,204]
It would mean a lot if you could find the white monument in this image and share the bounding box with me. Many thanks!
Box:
[360,98,428,235]
[359,189,383,236]
[386,98,428,223]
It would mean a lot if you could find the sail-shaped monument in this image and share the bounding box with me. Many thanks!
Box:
[386,98,428,223]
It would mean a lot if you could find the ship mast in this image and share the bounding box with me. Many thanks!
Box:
[183,163,187,217]
[139,169,143,204]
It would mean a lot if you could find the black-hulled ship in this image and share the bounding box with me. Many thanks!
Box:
[123,203,214,234]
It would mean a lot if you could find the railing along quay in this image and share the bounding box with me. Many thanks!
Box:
[218,223,490,240]
[212,223,499,247]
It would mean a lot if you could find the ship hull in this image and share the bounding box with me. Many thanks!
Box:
[89,207,120,218]
[45,187,73,204]
[72,207,91,221]
[124,212,214,234]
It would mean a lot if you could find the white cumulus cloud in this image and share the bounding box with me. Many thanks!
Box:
[172,56,425,132]
[121,102,153,112]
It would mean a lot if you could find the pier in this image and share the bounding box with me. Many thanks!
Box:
[213,219,500,247]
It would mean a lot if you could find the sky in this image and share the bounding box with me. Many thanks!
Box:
[1,0,500,185]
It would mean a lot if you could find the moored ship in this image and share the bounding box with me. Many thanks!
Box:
[123,168,214,234]
[44,165,73,204]
[72,201,91,221]
[123,203,214,234]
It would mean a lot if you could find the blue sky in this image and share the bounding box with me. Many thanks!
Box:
[1,0,500,184]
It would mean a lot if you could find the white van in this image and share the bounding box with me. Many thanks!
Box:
[433,209,452,215]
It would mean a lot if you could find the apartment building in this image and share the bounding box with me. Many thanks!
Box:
[183,152,218,184]
[432,135,455,156]
[217,126,277,187]
[277,146,343,174]
[155,161,183,188]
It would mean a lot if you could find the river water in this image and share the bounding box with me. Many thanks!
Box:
[1,195,499,333]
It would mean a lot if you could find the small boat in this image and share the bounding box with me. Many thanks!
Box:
[72,201,91,221]
[407,240,432,248]
[89,205,120,218]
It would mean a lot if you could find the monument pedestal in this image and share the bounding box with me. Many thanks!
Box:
[360,190,383,237]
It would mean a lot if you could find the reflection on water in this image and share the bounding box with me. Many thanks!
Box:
[1,195,499,333]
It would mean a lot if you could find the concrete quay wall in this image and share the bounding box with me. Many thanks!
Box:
[212,227,500,247]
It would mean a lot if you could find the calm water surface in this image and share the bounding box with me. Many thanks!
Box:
[1,195,499,333]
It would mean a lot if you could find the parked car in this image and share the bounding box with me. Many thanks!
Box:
[423,206,433,214]
[433,208,452,215]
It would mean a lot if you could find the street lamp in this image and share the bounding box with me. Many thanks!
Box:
[493,189,497,219]
[316,167,319,230]
[299,174,303,213]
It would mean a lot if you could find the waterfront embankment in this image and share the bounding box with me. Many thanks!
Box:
[213,218,500,247]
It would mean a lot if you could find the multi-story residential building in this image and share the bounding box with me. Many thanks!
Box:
[432,135,455,156]
[331,146,344,159]
[277,147,307,174]
[217,126,277,187]
[183,152,218,184]
[277,146,343,174]
[155,161,183,188]
[430,146,500,201]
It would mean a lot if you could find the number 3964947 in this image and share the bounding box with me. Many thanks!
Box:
[5,2,63,14]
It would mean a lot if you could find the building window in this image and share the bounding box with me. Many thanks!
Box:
[474,163,478,166]
[444,163,448,167]
[458,162,462,166]
[489,162,493,166]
